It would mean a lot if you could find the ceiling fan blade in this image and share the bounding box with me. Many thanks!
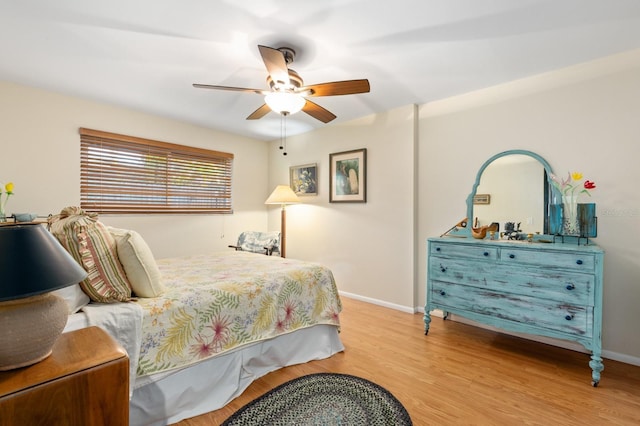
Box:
[302,79,370,97]
[246,104,272,120]
[302,100,337,123]
[193,83,265,94]
[258,45,290,87]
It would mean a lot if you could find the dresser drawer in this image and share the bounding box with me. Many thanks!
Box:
[429,257,593,305]
[430,281,592,337]
[500,247,595,272]
[430,242,498,260]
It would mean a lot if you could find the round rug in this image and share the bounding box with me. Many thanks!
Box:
[221,373,412,426]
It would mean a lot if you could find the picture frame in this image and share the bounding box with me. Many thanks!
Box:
[329,148,367,203]
[289,163,318,196]
[473,194,491,205]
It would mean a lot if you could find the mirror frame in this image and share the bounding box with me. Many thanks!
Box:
[460,149,561,237]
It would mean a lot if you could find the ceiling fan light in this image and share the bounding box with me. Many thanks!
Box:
[265,92,306,115]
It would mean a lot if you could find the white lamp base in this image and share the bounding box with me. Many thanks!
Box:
[0,293,69,370]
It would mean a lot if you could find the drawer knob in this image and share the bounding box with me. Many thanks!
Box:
[440,290,446,296]
[440,265,447,273]
[565,314,574,321]
[566,283,575,290]
[509,254,515,259]
[436,247,441,252]
[483,251,489,257]
[576,259,583,265]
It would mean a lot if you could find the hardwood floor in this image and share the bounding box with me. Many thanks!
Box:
[176,297,640,425]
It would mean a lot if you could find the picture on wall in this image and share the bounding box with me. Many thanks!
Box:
[290,163,318,196]
[329,148,367,203]
[473,194,491,205]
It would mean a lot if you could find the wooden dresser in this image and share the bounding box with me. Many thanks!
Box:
[0,326,129,425]
[425,237,604,386]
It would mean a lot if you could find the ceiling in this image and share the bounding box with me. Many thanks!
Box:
[2,0,640,141]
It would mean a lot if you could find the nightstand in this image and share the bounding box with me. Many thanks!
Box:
[0,326,129,425]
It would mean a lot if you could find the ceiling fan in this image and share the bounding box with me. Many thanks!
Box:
[193,45,370,123]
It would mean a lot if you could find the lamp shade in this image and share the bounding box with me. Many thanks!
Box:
[264,92,306,115]
[265,185,301,205]
[0,223,87,301]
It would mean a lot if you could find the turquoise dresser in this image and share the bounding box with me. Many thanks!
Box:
[425,237,604,386]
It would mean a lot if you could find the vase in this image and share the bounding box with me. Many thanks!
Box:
[562,197,580,236]
[578,203,597,238]
[549,204,563,235]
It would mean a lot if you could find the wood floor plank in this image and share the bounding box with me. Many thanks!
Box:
[176,297,640,425]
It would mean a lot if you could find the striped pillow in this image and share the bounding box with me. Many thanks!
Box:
[49,207,132,303]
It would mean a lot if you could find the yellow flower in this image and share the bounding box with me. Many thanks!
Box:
[571,172,583,181]
[5,182,14,194]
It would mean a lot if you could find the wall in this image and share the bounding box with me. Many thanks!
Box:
[0,81,270,259]
[419,49,640,364]
[267,105,417,311]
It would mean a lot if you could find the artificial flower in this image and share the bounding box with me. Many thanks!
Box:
[550,172,597,235]
[0,181,14,218]
[550,171,596,199]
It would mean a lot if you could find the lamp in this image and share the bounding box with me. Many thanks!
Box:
[264,92,306,115]
[0,223,88,370]
[265,185,300,258]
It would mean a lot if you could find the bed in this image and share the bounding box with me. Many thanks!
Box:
[62,250,344,425]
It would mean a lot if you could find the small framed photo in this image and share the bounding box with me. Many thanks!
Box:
[473,194,491,205]
[290,163,318,196]
[329,148,367,203]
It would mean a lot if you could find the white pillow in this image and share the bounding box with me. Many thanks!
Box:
[108,227,164,297]
[53,284,90,314]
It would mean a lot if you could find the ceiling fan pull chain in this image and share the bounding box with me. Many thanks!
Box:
[282,112,288,156]
[279,114,284,151]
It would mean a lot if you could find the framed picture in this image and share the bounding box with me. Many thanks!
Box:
[329,148,367,203]
[473,194,491,205]
[289,163,318,196]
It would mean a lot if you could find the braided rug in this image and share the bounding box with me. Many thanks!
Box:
[221,373,412,426]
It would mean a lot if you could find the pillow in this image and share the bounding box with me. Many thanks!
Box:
[237,231,280,254]
[52,284,90,314]
[108,227,164,297]
[49,207,132,303]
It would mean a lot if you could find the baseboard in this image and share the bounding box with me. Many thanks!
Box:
[601,349,640,367]
[338,291,415,314]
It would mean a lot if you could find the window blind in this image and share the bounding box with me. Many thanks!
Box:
[80,128,233,214]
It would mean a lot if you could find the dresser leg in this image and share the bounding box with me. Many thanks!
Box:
[589,355,604,387]
[423,311,431,335]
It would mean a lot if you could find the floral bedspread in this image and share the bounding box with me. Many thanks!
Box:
[134,251,342,378]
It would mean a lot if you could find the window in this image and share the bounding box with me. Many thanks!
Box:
[80,128,233,214]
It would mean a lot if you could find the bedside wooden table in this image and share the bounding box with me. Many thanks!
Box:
[0,326,129,425]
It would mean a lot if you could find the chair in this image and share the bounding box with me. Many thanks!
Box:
[229,231,281,256]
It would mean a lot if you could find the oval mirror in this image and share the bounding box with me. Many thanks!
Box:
[462,150,560,238]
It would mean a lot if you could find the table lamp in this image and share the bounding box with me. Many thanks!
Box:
[0,223,88,370]
[265,185,300,258]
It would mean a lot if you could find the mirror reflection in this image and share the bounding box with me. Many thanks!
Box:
[471,153,551,236]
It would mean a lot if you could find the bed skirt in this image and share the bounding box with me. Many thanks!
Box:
[129,324,344,425]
